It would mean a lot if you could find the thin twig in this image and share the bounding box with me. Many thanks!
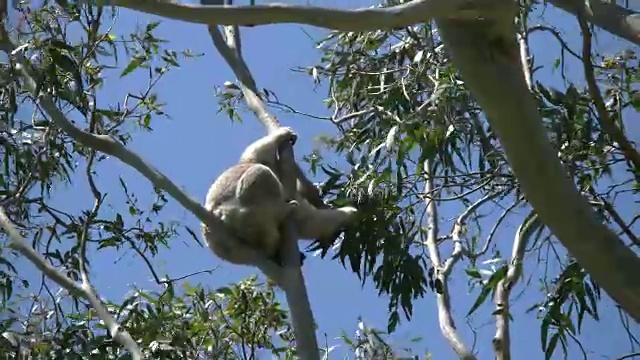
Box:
[441,191,502,276]
[577,15,640,179]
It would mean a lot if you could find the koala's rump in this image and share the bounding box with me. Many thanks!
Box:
[205,163,284,207]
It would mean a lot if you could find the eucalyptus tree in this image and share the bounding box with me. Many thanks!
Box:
[0,1,638,360]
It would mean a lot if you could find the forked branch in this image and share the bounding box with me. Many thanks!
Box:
[577,15,640,175]
[548,0,640,46]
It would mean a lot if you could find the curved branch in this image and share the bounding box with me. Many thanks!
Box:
[435,13,640,322]
[208,26,320,359]
[84,0,510,31]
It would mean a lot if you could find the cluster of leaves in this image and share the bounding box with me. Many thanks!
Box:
[300,21,516,332]
[0,277,296,359]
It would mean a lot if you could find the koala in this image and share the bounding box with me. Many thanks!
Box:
[202,126,358,268]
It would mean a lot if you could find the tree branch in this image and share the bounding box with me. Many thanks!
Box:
[81,0,640,46]
[208,25,320,359]
[81,0,640,47]
[0,208,144,359]
[435,11,640,322]
[548,0,640,46]
[81,0,512,31]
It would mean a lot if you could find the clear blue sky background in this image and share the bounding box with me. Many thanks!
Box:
[10,1,640,359]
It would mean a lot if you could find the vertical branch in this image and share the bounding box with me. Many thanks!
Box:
[207,25,320,359]
[276,141,320,359]
[423,160,477,360]
[577,15,640,175]
[490,25,537,358]
[492,214,540,360]
[491,24,538,359]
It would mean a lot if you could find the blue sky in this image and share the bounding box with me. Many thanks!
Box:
[9,1,640,359]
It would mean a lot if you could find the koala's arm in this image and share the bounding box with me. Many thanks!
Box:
[240,127,297,165]
[245,127,324,209]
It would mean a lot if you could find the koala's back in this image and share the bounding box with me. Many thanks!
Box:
[205,162,285,209]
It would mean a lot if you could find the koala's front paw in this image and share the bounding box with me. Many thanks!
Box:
[274,126,298,146]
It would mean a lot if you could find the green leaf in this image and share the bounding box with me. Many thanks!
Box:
[467,266,507,316]
[465,268,482,279]
[545,333,560,360]
[121,56,146,77]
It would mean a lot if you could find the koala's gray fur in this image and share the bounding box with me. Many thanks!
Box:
[202,127,358,267]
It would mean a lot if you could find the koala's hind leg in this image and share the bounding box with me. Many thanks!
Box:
[291,199,358,240]
[203,220,285,285]
[203,219,268,265]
